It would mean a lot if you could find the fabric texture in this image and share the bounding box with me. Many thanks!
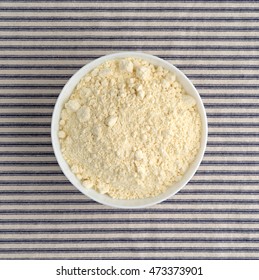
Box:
[0,0,259,259]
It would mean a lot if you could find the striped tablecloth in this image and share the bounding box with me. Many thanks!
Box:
[0,0,259,260]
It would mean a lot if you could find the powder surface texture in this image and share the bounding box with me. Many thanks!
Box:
[59,57,202,199]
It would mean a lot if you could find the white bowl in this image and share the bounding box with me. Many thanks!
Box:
[51,52,208,208]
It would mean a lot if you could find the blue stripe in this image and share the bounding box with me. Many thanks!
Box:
[0,75,69,79]
[0,123,50,127]
[0,114,52,118]
[0,56,95,60]
[0,161,55,165]
[0,228,257,234]
[198,85,259,89]
[0,247,258,253]
[201,160,259,165]
[1,46,259,53]
[205,104,259,107]
[2,36,259,41]
[0,171,61,175]
[0,154,54,158]
[0,143,52,148]
[197,171,259,177]
[207,113,259,117]
[208,124,259,128]
[0,217,259,222]
[2,27,259,32]
[2,7,259,12]
[0,95,57,99]
[1,65,81,69]
[0,238,258,244]
[4,45,259,51]
[0,132,50,136]
[0,104,54,107]
[208,133,259,137]
[196,170,259,175]
[203,95,259,99]
[1,17,259,22]
[0,181,69,185]
[0,85,62,88]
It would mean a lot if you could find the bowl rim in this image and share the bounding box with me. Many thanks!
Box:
[51,51,208,209]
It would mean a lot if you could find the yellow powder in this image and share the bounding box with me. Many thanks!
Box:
[59,57,201,199]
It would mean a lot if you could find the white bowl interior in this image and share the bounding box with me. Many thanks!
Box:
[51,52,208,208]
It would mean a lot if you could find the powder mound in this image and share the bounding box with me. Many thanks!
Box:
[59,57,202,199]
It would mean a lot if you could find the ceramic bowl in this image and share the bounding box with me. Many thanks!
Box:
[51,52,208,208]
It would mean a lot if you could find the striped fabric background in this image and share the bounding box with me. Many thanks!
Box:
[0,0,259,260]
